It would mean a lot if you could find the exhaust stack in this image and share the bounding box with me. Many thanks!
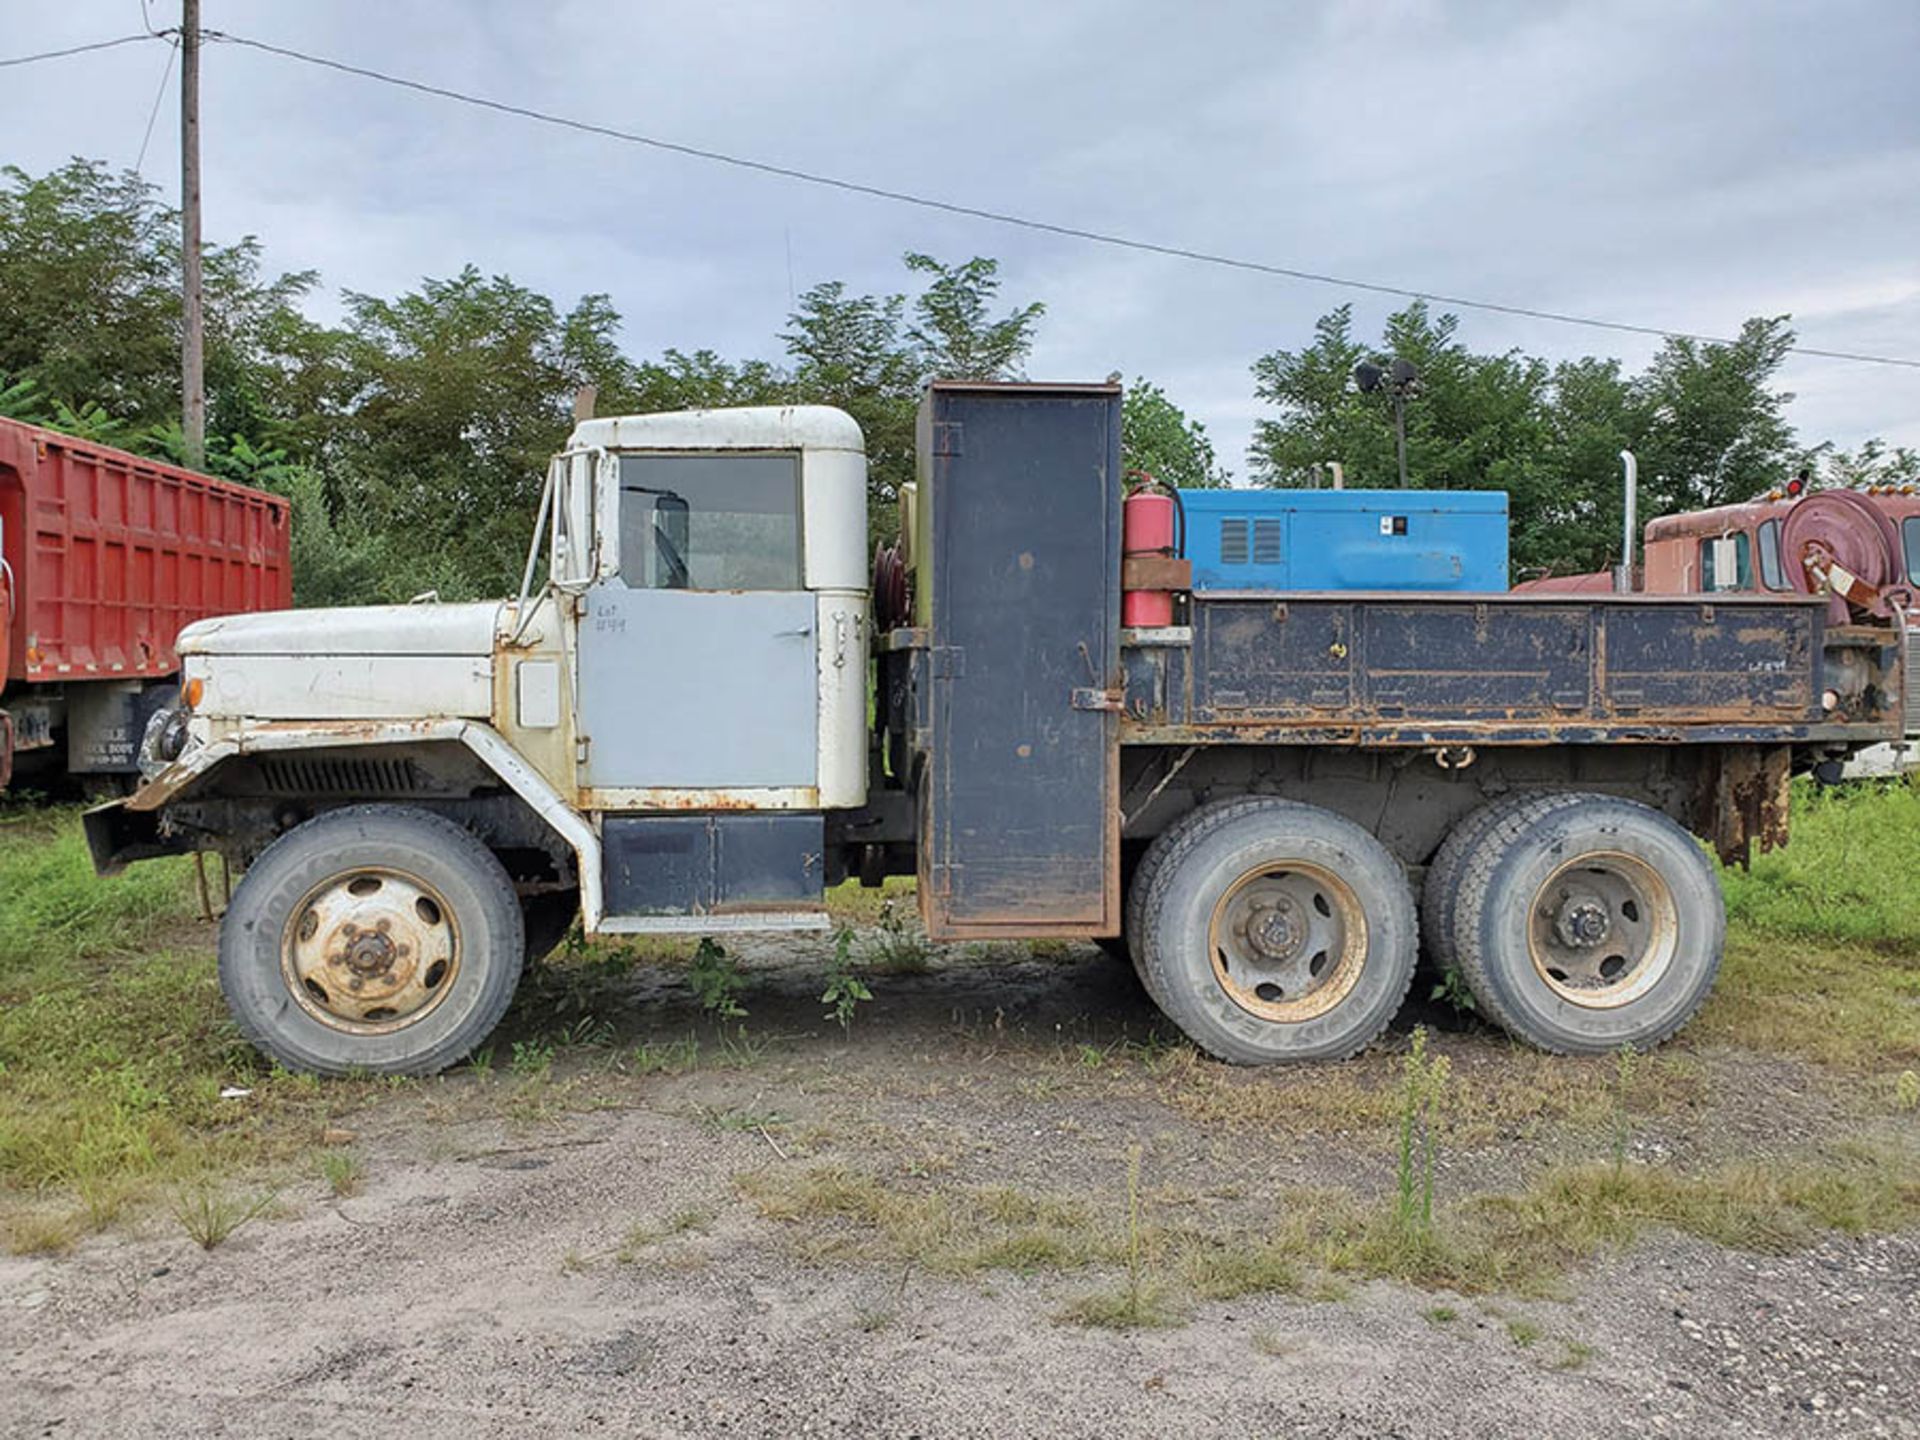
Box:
[1614,450,1638,593]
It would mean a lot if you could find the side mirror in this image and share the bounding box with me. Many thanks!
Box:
[655,494,691,589]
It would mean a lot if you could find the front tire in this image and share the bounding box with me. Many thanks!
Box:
[1132,798,1418,1063]
[218,805,525,1077]
[1451,793,1724,1054]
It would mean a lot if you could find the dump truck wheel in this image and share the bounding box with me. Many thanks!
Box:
[1421,791,1546,975]
[219,805,524,1077]
[1451,793,1724,1054]
[1133,797,1417,1063]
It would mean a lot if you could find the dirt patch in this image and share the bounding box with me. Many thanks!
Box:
[4,940,1918,1438]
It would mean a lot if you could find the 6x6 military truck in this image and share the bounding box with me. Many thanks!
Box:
[85,382,1902,1076]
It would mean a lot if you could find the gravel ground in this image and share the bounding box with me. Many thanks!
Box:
[3,948,1916,1439]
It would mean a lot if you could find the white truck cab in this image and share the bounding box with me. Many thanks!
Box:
[89,406,873,1075]
[552,406,869,813]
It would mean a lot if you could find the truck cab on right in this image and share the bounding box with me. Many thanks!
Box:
[1518,478,1920,776]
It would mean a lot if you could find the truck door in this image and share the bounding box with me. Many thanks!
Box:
[574,451,818,801]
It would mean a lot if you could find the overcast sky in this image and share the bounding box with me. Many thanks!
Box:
[6,0,1918,480]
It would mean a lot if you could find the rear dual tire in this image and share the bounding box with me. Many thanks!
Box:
[1131,798,1418,1064]
[1447,794,1724,1054]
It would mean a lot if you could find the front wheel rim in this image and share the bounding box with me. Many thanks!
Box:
[1208,860,1368,1024]
[1526,850,1678,1009]
[281,867,462,1034]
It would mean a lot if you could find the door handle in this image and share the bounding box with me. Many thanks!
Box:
[776,626,814,638]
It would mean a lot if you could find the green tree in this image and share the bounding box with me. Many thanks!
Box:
[0,160,333,455]
[1249,304,1805,576]
[329,266,624,599]
[1803,437,1920,489]
[784,252,1047,541]
[903,253,1044,381]
[1122,378,1228,488]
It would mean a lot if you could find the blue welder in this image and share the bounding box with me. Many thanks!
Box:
[1178,488,1509,592]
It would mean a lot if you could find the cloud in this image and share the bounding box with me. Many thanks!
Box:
[4,0,1916,469]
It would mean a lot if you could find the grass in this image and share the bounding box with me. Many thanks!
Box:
[737,1134,1920,1311]
[0,807,350,1249]
[617,1206,714,1261]
[1721,778,1920,953]
[169,1184,276,1250]
[319,1150,363,1197]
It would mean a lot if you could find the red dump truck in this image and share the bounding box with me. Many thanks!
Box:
[0,417,292,789]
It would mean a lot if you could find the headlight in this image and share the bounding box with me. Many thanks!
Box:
[139,705,192,779]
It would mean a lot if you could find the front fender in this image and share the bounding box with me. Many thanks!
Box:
[90,719,607,928]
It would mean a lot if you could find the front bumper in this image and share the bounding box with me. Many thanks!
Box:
[83,799,187,875]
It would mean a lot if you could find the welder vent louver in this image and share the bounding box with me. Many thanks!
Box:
[259,756,423,795]
[1253,518,1282,565]
[1220,518,1250,565]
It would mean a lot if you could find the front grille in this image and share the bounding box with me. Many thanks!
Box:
[1905,629,1920,735]
[258,755,424,795]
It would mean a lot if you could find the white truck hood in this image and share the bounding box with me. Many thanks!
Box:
[179,602,503,658]
[180,603,503,722]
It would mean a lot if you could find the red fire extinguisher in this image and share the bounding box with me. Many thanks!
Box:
[1122,472,1185,628]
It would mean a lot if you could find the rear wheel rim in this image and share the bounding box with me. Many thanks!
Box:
[1208,860,1368,1023]
[281,867,462,1035]
[1526,850,1678,1009]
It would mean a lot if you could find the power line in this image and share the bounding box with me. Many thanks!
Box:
[198,28,1920,372]
[13,25,1920,373]
[0,34,154,68]
[133,37,180,174]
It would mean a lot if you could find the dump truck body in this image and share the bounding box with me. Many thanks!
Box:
[0,417,291,785]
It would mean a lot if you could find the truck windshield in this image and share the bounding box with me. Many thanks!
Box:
[1905,517,1920,585]
[616,453,802,591]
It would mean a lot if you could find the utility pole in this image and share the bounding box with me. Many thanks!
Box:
[180,0,205,470]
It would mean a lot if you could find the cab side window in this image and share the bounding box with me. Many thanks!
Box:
[1699,532,1753,592]
[1757,519,1786,590]
[616,454,803,591]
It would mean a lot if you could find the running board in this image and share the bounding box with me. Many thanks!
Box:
[596,911,830,936]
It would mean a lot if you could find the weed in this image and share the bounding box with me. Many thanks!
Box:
[1076,1043,1107,1070]
[1393,1028,1450,1242]
[852,1263,915,1332]
[1896,1070,1920,1112]
[866,895,932,974]
[1057,1145,1182,1331]
[1550,1339,1597,1371]
[712,1024,768,1069]
[318,1150,363,1198]
[703,1106,787,1134]
[629,1034,702,1075]
[1505,1317,1543,1347]
[559,1247,591,1274]
[1055,1283,1181,1331]
[509,1040,553,1079]
[1425,1305,1458,1325]
[170,1184,275,1250]
[688,938,747,1020]
[2,1207,81,1256]
[467,1045,494,1077]
[1611,1044,1638,1174]
[1429,967,1477,1015]
[553,1015,616,1050]
[822,928,874,1031]
[1250,1328,1296,1357]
